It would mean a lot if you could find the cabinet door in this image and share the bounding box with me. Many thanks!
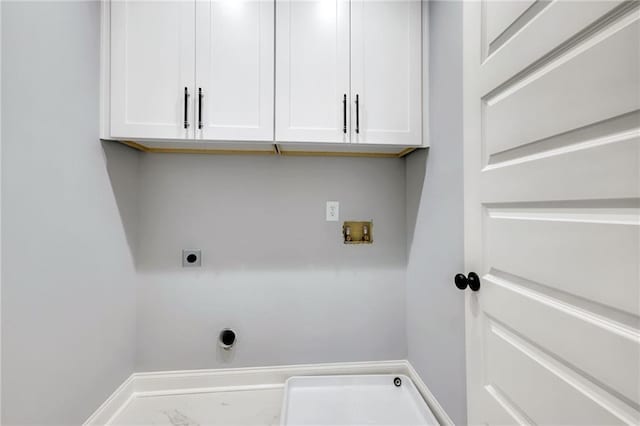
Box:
[275,0,350,143]
[110,1,195,140]
[195,0,274,141]
[351,0,422,145]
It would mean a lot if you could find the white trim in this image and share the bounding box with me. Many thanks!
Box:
[84,360,452,426]
[421,0,430,148]
[132,360,407,395]
[99,0,111,140]
[405,362,455,426]
[84,375,136,426]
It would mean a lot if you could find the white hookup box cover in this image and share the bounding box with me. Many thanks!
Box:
[280,375,439,425]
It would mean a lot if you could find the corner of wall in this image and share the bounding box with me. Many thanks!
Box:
[405,0,467,424]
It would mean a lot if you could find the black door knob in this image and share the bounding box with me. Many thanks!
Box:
[467,272,480,291]
[454,272,481,292]
[454,273,468,290]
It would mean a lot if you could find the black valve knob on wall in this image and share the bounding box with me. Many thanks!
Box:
[454,272,481,291]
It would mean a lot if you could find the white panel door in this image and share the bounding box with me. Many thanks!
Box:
[350,0,421,146]
[464,1,640,424]
[111,0,195,140]
[275,0,350,143]
[195,0,274,141]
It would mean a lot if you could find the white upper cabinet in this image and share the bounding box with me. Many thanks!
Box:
[110,0,274,142]
[275,0,350,143]
[275,0,422,146]
[195,0,274,141]
[351,0,422,145]
[110,1,195,140]
[105,0,425,150]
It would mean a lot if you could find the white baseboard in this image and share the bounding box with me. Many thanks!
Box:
[84,360,452,425]
[405,362,455,426]
[84,375,136,426]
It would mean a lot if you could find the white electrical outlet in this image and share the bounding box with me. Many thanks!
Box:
[326,201,339,221]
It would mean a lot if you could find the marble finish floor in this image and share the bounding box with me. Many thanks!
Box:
[109,387,284,426]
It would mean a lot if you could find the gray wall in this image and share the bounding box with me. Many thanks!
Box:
[406,0,467,424]
[1,2,138,424]
[134,154,407,371]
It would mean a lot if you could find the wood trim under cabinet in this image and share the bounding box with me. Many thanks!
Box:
[116,140,418,159]
[119,140,277,156]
